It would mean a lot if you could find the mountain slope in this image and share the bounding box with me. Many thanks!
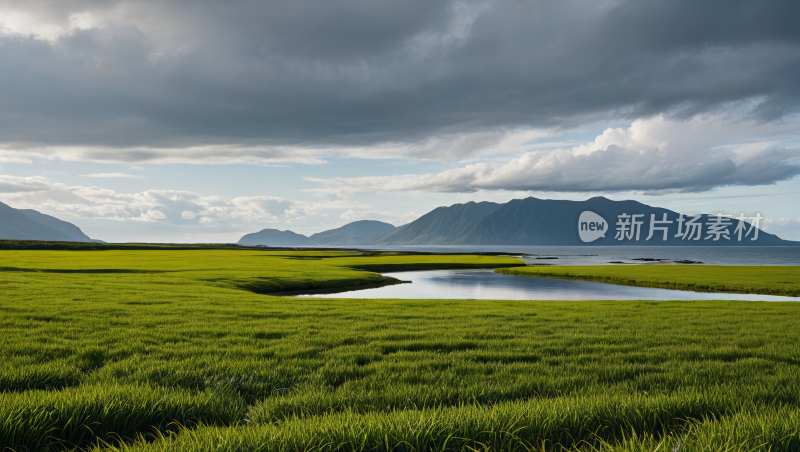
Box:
[306,220,395,246]
[373,201,500,245]
[0,202,84,241]
[457,196,789,246]
[17,209,94,241]
[238,229,309,246]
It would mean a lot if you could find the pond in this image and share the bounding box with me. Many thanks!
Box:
[295,269,798,301]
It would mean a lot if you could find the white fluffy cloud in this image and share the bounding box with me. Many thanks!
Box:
[765,218,800,226]
[0,175,303,224]
[338,209,395,222]
[0,144,328,166]
[0,175,404,231]
[308,113,800,195]
[762,218,800,241]
[81,173,142,178]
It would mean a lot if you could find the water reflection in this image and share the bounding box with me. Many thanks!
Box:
[294,245,800,266]
[295,269,798,301]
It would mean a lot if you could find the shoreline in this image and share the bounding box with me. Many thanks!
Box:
[495,265,800,297]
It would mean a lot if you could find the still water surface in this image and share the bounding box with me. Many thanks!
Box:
[296,269,798,301]
[306,246,800,266]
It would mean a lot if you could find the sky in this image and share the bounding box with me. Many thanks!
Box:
[1,0,799,243]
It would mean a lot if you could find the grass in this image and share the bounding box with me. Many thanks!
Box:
[0,248,798,451]
[0,240,254,251]
[0,249,523,295]
[496,265,800,297]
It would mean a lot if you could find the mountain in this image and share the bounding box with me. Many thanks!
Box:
[17,209,96,242]
[237,220,395,247]
[237,197,796,247]
[0,201,98,242]
[305,220,395,246]
[456,196,790,246]
[237,229,309,246]
[374,201,500,245]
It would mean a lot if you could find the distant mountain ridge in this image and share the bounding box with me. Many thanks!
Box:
[237,220,395,247]
[238,229,309,246]
[17,209,94,242]
[237,196,798,247]
[456,196,789,246]
[374,201,499,245]
[0,201,100,242]
[305,220,395,246]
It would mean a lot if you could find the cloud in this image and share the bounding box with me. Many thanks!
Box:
[0,175,388,229]
[0,130,553,165]
[762,218,800,241]
[338,209,395,221]
[308,113,800,195]
[0,176,52,193]
[0,175,300,223]
[337,210,424,227]
[332,128,553,161]
[0,145,328,166]
[394,211,423,226]
[766,218,800,225]
[0,0,798,162]
[0,154,33,164]
[81,172,142,178]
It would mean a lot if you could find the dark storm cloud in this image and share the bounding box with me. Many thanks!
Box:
[190,0,452,60]
[0,0,799,150]
[601,0,800,50]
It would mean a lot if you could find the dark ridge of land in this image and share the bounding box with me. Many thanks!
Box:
[269,275,410,296]
[0,239,533,258]
[0,239,247,250]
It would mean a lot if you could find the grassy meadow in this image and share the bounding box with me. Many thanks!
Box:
[0,248,799,451]
[496,265,800,297]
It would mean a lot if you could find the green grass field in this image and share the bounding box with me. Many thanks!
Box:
[496,265,800,297]
[1,249,799,451]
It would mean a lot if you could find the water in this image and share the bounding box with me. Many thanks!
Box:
[295,269,798,301]
[305,245,800,266]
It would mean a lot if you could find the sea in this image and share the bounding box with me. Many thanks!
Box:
[301,245,800,266]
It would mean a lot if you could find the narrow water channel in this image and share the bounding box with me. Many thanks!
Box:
[294,269,798,301]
